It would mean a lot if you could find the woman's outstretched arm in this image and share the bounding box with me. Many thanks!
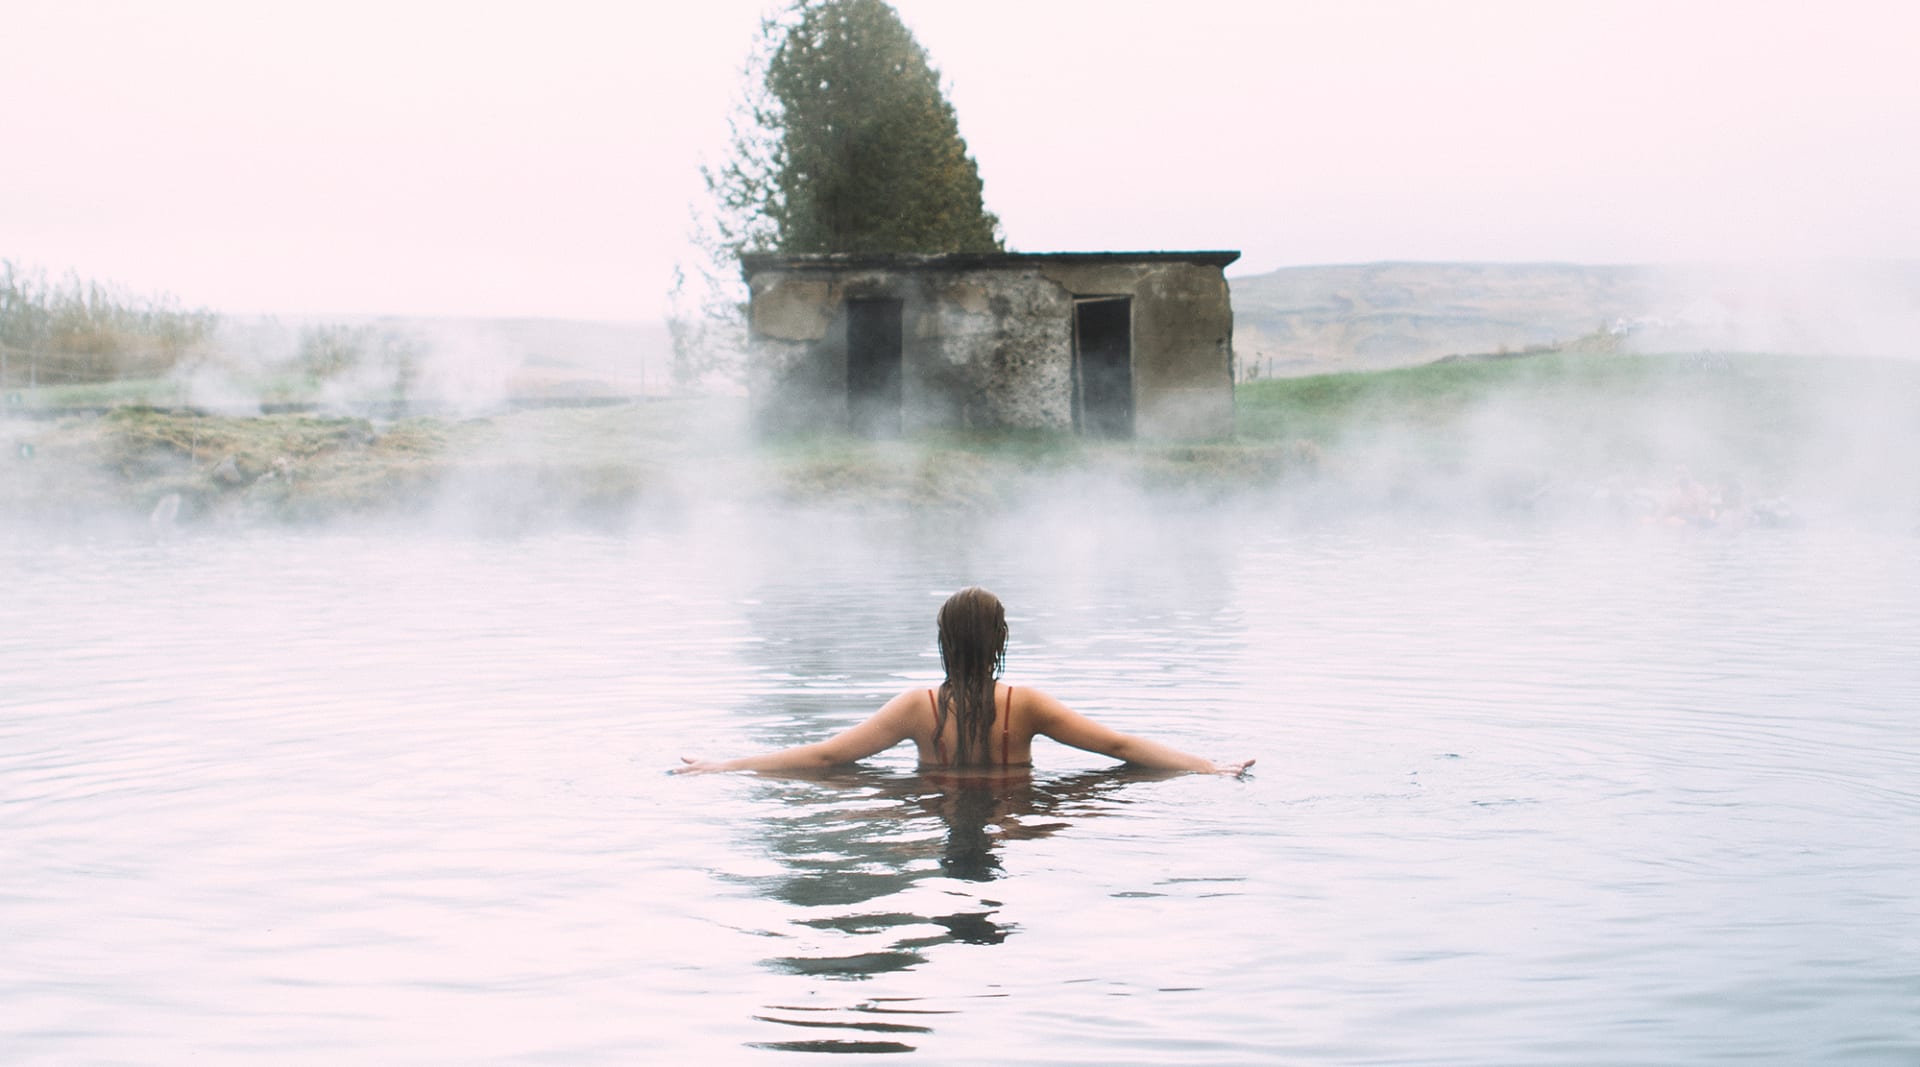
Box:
[1029,689,1253,775]
[672,691,919,774]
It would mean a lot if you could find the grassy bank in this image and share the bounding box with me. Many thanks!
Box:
[1239,350,1919,522]
[4,350,1913,528]
[2,397,748,526]
[1238,350,1825,468]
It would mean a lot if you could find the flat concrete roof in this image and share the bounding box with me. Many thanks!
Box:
[739,250,1241,279]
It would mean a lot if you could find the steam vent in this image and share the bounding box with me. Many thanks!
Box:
[740,251,1240,440]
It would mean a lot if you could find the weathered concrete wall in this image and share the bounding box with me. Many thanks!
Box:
[746,253,1235,439]
[750,267,1077,435]
[933,269,1072,431]
[1040,261,1235,439]
[747,273,843,436]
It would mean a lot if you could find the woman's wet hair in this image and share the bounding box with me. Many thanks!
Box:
[935,587,1008,766]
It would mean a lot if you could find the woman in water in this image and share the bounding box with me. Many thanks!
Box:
[673,587,1253,776]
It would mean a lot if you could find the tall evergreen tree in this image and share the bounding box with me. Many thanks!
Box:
[671,0,1000,385]
[760,0,1001,253]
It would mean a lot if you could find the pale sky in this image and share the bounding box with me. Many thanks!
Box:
[3,0,1915,320]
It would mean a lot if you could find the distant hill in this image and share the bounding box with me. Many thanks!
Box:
[1228,260,1919,376]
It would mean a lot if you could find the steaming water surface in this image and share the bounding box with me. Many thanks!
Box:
[3,513,1916,1063]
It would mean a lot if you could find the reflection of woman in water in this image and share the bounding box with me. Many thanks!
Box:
[674,587,1253,776]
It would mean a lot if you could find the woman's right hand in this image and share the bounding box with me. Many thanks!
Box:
[1211,758,1256,776]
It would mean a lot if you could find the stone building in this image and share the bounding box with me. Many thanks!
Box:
[740,251,1239,439]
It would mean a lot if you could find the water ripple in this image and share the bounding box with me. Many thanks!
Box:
[1,523,1915,1062]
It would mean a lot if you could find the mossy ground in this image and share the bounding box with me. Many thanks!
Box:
[3,351,1911,527]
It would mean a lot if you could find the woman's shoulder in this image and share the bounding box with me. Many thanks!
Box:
[889,685,950,717]
[1001,682,1066,715]
[888,685,938,708]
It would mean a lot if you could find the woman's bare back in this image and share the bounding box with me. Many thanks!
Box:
[914,682,1033,769]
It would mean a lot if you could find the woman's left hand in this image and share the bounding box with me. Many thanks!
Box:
[670,757,726,775]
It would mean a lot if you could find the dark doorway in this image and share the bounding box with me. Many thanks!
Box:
[1073,297,1133,438]
[846,299,904,436]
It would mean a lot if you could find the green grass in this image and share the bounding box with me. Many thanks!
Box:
[1236,351,1637,439]
[18,375,188,408]
[1232,350,1920,509]
[1239,352,1818,449]
[18,367,338,409]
